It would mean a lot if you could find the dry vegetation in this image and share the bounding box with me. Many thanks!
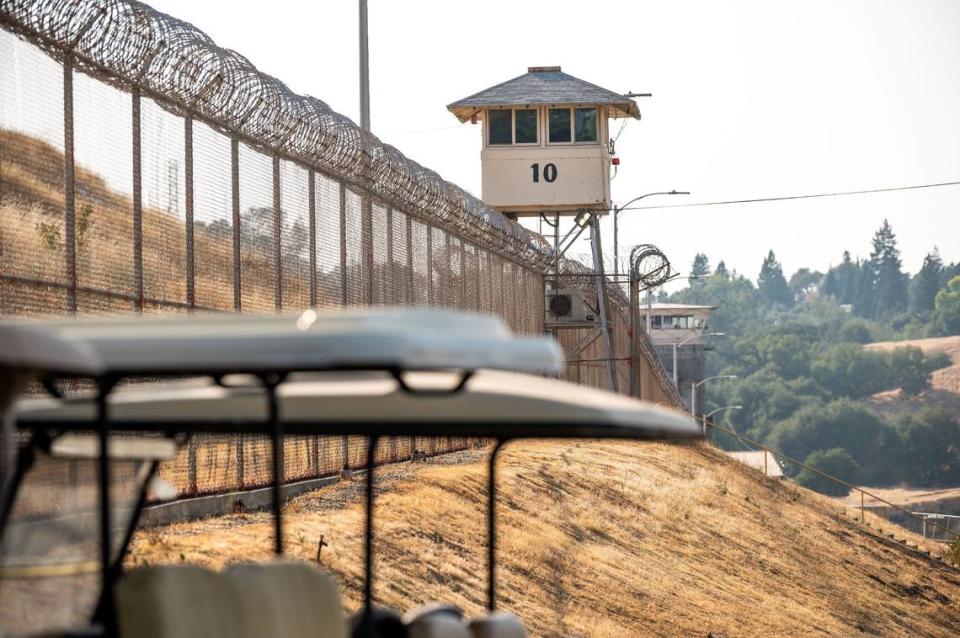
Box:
[0,129,297,314]
[131,441,960,637]
[866,335,960,419]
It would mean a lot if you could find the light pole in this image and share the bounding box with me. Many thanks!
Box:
[672,331,724,388]
[703,405,742,437]
[691,374,737,416]
[613,190,689,279]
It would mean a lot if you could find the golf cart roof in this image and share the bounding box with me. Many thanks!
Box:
[0,309,563,379]
[0,323,102,377]
[14,370,700,441]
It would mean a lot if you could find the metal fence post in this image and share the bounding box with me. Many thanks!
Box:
[236,435,245,490]
[184,117,195,309]
[273,156,282,311]
[426,224,434,306]
[406,215,414,303]
[231,138,242,311]
[339,182,347,307]
[308,170,317,307]
[132,87,144,312]
[63,56,77,314]
[188,435,198,496]
[386,208,394,304]
[362,198,373,305]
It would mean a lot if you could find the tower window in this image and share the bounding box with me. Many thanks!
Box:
[514,109,538,144]
[488,110,512,145]
[549,108,571,143]
[575,108,598,142]
[547,107,599,144]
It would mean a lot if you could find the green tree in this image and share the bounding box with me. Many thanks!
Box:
[758,250,792,307]
[714,260,729,279]
[810,344,889,398]
[852,260,876,318]
[869,219,908,319]
[768,400,894,484]
[788,268,822,299]
[887,346,934,395]
[909,248,943,314]
[821,269,839,299]
[838,319,872,344]
[933,275,960,335]
[796,448,859,496]
[691,252,710,284]
[895,408,960,487]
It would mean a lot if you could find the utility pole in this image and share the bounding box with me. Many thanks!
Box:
[359,0,370,131]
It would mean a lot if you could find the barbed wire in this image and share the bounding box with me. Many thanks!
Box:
[0,0,553,265]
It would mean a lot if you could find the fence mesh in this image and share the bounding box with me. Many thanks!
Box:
[0,1,680,504]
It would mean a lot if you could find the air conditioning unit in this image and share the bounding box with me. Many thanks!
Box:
[545,287,594,325]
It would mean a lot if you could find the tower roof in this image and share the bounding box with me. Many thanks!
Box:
[447,66,641,122]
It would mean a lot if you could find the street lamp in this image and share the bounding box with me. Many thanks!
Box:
[613,190,689,279]
[672,331,724,388]
[691,374,737,416]
[703,404,742,437]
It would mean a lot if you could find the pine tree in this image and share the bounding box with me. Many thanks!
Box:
[758,250,793,306]
[715,260,729,279]
[909,248,944,314]
[852,259,876,318]
[836,251,858,304]
[690,252,710,288]
[691,253,710,278]
[870,219,907,318]
[822,269,840,299]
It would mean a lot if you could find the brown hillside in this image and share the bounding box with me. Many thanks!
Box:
[866,336,960,419]
[131,441,960,637]
[0,129,290,314]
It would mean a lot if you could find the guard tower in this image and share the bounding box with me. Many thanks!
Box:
[448,67,642,391]
[448,66,640,218]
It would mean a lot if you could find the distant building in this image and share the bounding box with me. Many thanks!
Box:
[644,303,717,415]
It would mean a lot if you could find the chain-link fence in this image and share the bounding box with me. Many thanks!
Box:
[0,0,680,501]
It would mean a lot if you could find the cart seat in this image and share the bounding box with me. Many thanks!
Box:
[114,565,245,638]
[467,613,527,638]
[225,561,347,638]
[115,561,347,638]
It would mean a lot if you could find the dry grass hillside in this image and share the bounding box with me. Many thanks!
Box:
[0,129,287,313]
[866,336,960,419]
[131,441,960,637]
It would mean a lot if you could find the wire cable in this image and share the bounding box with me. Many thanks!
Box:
[617,180,960,211]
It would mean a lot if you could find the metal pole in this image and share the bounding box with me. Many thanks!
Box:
[184,117,195,309]
[339,182,347,306]
[359,0,370,132]
[63,56,77,314]
[672,343,679,388]
[690,382,696,416]
[613,208,619,281]
[646,288,652,333]
[273,156,283,311]
[308,169,317,307]
[231,138,242,311]
[589,214,617,393]
[628,273,639,398]
[132,88,143,312]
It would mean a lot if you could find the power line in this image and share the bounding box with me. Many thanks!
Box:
[618,180,960,212]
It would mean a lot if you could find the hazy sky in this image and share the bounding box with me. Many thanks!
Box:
[115,1,960,282]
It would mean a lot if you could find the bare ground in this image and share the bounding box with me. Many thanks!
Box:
[130,441,960,637]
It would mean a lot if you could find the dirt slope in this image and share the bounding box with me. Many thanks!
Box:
[131,442,960,637]
[865,336,960,420]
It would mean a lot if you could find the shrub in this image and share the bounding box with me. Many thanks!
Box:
[795,448,858,496]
